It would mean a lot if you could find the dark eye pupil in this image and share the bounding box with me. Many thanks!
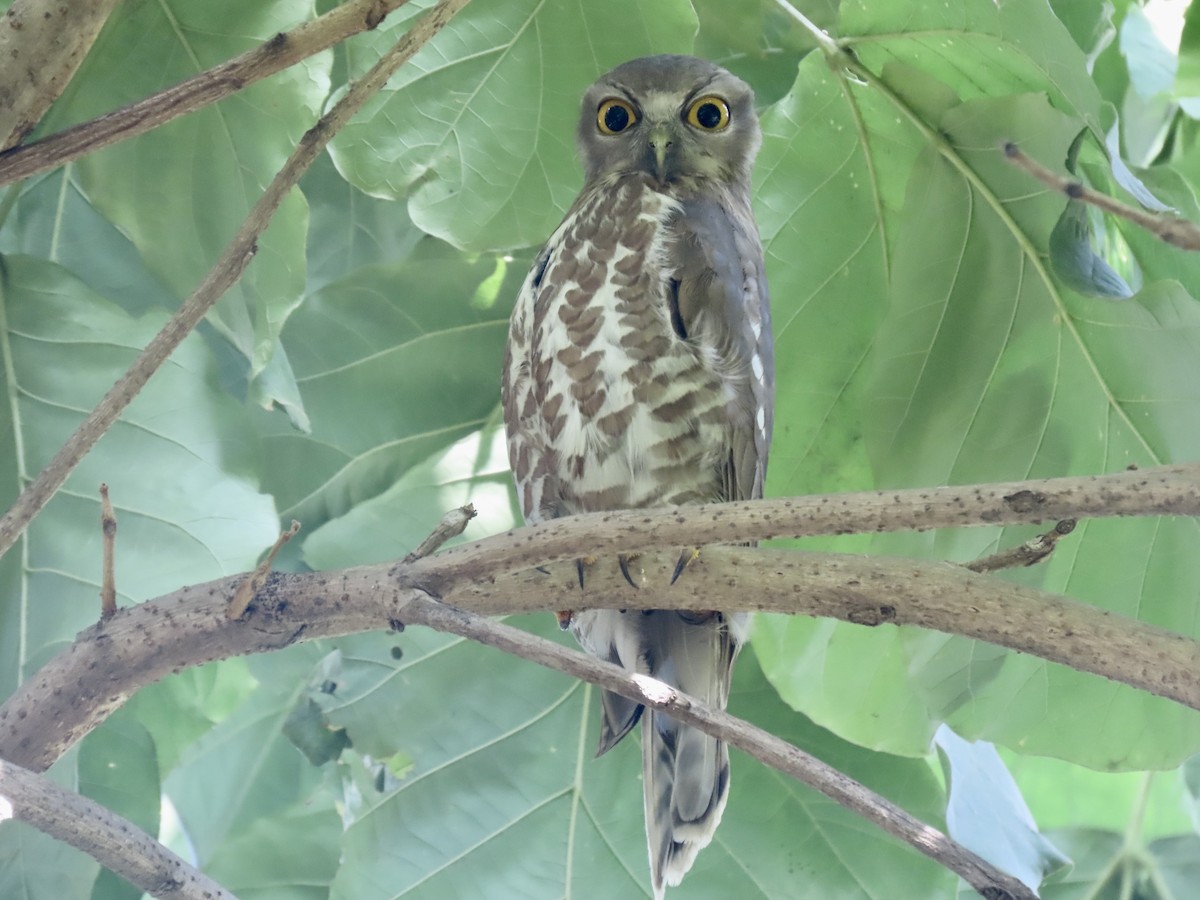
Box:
[696,102,722,129]
[604,104,630,132]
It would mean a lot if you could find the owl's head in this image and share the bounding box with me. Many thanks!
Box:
[576,55,761,188]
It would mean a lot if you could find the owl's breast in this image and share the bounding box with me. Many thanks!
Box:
[514,177,730,513]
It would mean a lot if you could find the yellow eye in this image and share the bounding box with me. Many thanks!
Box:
[597,98,637,135]
[686,96,730,131]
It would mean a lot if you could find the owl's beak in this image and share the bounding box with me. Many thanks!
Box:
[648,124,674,182]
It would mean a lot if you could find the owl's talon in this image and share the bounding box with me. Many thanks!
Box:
[618,552,641,588]
[671,547,702,585]
[576,555,597,589]
[554,609,574,630]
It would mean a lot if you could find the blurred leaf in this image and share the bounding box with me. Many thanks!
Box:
[206,804,342,900]
[0,255,277,699]
[81,706,160,900]
[1049,199,1134,298]
[303,423,518,567]
[301,151,426,293]
[316,626,951,900]
[936,726,1071,891]
[164,644,339,866]
[1042,829,1200,900]
[255,240,523,540]
[0,169,177,318]
[283,697,352,766]
[0,750,98,900]
[1006,755,1194,841]
[1179,0,1200,97]
[40,0,330,404]
[328,0,697,250]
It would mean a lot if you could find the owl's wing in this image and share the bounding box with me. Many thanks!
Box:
[501,240,561,524]
[668,194,774,502]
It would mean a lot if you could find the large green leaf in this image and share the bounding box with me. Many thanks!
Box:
[327,0,698,250]
[0,255,277,697]
[37,0,329,399]
[311,625,951,900]
[752,0,1200,769]
[163,644,341,880]
[254,240,522,541]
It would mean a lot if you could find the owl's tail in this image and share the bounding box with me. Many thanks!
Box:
[638,610,743,899]
[643,706,732,899]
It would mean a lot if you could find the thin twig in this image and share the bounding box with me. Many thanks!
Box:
[0,0,415,186]
[0,758,235,900]
[966,520,1076,573]
[99,483,117,620]
[403,504,476,562]
[408,601,1036,900]
[227,520,300,619]
[0,0,475,564]
[1003,141,1200,250]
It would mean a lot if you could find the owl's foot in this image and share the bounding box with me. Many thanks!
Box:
[618,552,641,588]
[554,610,574,630]
[575,555,597,589]
[670,546,701,585]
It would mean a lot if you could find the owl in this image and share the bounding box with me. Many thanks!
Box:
[501,55,773,897]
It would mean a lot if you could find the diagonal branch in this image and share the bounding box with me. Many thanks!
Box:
[412,601,1037,900]
[0,0,474,563]
[0,757,235,899]
[0,0,416,186]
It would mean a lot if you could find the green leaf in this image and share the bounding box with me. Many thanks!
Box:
[1179,0,1200,97]
[1049,199,1134,298]
[303,424,518,567]
[317,626,951,900]
[80,706,161,900]
[255,240,522,539]
[0,256,277,699]
[164,644,339,867]
[1041,829,1200,900]
[0,751,98,900]
[863,95,1200,766]
[936,726,1070,891]
[301,151,426,293]
[40,0,330,401]
[327,0,698,250]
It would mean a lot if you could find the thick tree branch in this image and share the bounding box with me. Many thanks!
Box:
[407,463,1200,584]
[0,0,473,563]
[0,758,234,900]
[0,0,415,186]
[444,546,1199,711]
[0,0,122,150]
[2,490,1197,772]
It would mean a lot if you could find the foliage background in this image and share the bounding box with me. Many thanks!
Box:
[1,0,1200,896]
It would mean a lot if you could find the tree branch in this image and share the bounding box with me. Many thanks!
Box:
[2,481,1197,772]
[0,0,123,150]
[406,463,1200,584]
[0,0,416,186]
[0,0,474,563]
[1003,141,1200,251]
[0,757,235,900]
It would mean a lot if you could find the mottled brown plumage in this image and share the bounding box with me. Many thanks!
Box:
[501,54,773,898]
